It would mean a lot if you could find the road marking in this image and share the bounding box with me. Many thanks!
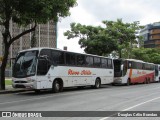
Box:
[99,96,160,120]
[122,96,160,111]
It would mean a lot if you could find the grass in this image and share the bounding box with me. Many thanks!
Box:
[5,79,12,85]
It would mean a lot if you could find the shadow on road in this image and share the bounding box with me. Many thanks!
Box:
[14,82,157,96]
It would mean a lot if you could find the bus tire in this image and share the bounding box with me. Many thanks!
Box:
[147,78,150,84]
[52,79,63,93]
[144,79,147,84]
[34,90,40,93]
[94,78,101,89]
[145,78,148,84]
[126,79,131,86]
[112,83,115,86]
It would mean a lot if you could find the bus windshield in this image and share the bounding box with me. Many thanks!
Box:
[13,50,39,78]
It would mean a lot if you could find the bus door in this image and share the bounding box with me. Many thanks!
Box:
[37,57,51,89]
[114,59,122,77]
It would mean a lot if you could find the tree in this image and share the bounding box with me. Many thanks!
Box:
[102,19,142,58]
[132,48,160,64]
[0,0,77,90]
[64,23,118,56]
[64,19,142,58]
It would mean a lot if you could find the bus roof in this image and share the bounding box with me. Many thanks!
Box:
[126,59,144,62]
[18,47,112,59]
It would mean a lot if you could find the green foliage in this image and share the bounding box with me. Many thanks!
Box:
[64,23,118,56]
[132,48,160,64]
[5,79,12,85]
[103,19,142,58]
[0,0,77,26]
[64,19,142,57]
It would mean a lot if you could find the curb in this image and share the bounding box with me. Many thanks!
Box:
[0,86,32,94]
[0,89,30,94]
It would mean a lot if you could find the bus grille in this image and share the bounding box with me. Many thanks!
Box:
[15,81,27,83]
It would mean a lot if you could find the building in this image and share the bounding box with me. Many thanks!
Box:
[140,22,160,48]
[0,21,57,77]
[0,21,57,58]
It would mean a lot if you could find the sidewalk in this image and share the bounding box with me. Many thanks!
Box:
[0,85,29,94]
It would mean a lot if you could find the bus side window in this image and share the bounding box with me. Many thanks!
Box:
[65,53,71,65]
[70,53,76,65]
[86,56,93,67]
[128,62,132,68]
[77,54,85,66]
[40,49,52,59]
[39,49,52,66]
[94,57,101,67]
[52,50,60,65]
[108,59,112,69]
[101,58,107,68]
[37,58,50,75]
[65,52,76,66]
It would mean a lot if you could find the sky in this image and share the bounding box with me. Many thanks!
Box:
[57,0,160,53]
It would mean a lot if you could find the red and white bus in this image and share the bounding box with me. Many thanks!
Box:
[155,64,160,82]
[12,48,114,92]
[113,59,155,85]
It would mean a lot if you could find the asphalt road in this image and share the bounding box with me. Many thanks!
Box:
[1,83,160,120]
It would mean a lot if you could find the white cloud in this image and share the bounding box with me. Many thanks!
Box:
[57,0,160,53]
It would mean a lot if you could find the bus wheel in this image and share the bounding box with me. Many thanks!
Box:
[94,78,101,89]
[34,90,40,93]
[144,79,147,84]
[126,79,130,86]
[147,78,150,84]
[111,83,115,86]
[52,80,61,93]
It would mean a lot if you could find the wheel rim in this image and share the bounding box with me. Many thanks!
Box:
[96,80,100,88]
[97,81,99,88]
[55,82,60,91]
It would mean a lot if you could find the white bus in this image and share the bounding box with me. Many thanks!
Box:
[155,64,160,82]
[113,59,155,85]
[12,48,114,92]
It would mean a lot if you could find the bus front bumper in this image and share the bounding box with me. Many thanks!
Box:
[12,83,35,89]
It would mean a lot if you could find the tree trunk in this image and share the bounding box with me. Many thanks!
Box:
[0,44,10,90]
[119,49,122,58]
[0,22,36,90]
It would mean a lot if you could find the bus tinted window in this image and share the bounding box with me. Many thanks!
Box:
[70,53,76,65]
[40,49,52,60]
[58,52,65,65]
[86,56,94,67]
[65,53,70,65]
[37,59,50,75]
[51,50,65,65]
[108,59,112,68]
[101,58,108,68]
[94,57,101,67]
[65,52,76,65]
[77,54,85,66]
